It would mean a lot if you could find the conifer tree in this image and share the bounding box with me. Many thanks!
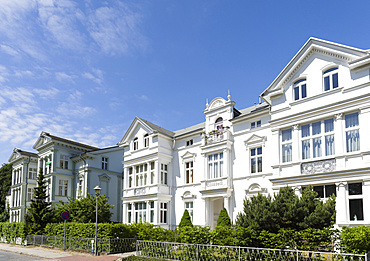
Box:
[179,209,193,227]
[0,163,12,222]
[216,208,231,227]
[25,167,52,234]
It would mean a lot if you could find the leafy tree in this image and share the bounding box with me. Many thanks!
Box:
[0,163,12,222]
[236,186,336,233]
[236,193,279,232]
[178,210,193,228]
[25,167,52,234]
[216,208,231,227]
[53,193,113,223]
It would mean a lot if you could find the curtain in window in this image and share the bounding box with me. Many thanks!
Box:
[282,144,292,162]
[325,135,335,156]
[313,138,322,158]
[346,130,360,152]
[345,113,359,128]
[324,119,334,132]
[312,122,321,135]
[302,140,310,159]
[282,129,292,141]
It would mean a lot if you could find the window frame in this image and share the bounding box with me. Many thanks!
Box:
[186,139,193,146]
[208,152,223,179]
[28,167,37,180]
[60,155,69,169]
[348,182,364,221]
[281,128,292,163]
[58,179,68,196]
[135,164,148,187]
[133,137,138,151]
[144,134,149,148]
[159,202,168,224]
[102,157,108,170]
[293,78,307,101]
[251,120,261,129]
[323,67,339,91]
[185,201,194,222]
[345,112,360,153]
[160,164,168,185]
[185,161,194,184]
[250,146,262,173]
[134,202,147,223]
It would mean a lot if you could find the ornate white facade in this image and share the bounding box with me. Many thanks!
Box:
[8,132,124,222]
[119,38,370,229]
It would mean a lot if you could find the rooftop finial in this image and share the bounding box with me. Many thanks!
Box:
[227,90,231,101]
[206,98,209,108]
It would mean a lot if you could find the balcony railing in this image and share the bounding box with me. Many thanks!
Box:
[202,129,231,146]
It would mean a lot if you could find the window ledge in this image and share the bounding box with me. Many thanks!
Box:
[289,86,343,106]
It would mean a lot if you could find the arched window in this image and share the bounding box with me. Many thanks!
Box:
[144,134,149,148]
[215,117,223,130]
[293,78,307,101]
[323,67,339,91]
[133,137,138,150]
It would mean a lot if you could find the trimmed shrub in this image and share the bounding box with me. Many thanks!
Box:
[216,208,231,227]
[178,210,193,228]
[340,226,370,254]
[177,226,211,244]
[0,222,27,242]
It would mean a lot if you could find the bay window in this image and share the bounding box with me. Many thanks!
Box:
[135,202,147,222]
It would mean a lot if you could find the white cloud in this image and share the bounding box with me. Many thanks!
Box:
[82,68,104,85]
[0,44,19,57]
[55,72,76,82]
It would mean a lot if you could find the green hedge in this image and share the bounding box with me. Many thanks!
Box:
[340,226,370,254]
[0,222,27,242]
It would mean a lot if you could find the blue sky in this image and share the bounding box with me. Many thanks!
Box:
[1,0,370,164]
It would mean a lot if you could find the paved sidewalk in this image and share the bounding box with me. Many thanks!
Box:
[0,243,135,260]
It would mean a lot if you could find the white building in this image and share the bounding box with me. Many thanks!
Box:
[8,132,124,222]
[119,38,370,229]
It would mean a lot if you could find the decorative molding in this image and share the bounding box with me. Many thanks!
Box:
[181,151,196,163]
[335,113,343,120]
[181,191,196,200]
[301,159,336,175]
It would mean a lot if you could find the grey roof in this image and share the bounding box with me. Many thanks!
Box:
[174,122,205,137]
[137,117,175,137]
[232,103,270,120]
[14,149,38,158]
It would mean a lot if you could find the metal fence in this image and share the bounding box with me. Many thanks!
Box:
[26,235,136,254]
[137,240,368,261]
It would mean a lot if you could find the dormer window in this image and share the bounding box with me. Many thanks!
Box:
[133,137,138,151]
[323,67,339,91]
[144,134,149,148]
[293,79,307,101]
[215,117,223,130]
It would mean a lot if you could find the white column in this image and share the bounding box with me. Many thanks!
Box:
[146,201,150,223]
[359,107,370,152]
[335,181,347,225]
[292,124,300,162]
[154,201,158,225]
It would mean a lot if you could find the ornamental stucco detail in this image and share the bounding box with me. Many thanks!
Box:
[301,159,336,174]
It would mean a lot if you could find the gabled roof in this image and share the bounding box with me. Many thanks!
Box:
[8,148,37,163]
[117,117,175,145]
[260,37,369,103]
[174,122,205,137]
[33,131,99,151]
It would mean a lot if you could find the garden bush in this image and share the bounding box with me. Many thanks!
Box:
[340,226,370,254]
[0,222,27,242]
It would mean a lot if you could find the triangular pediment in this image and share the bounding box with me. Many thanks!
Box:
[245,134,266,146]
[117,117,154,146]
[261,37,368,103]
[181,151,196,162]
[33,132,52,150]
[98,173,111,182]
[8,149,21,162]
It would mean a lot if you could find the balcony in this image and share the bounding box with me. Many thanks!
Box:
[123,184,170,198]
[202,129,232,146]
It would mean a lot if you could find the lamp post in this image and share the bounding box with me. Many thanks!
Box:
[94,185,101,256]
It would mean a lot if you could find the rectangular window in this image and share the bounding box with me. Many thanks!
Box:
[251,120,261,129]
[159,202,167,224]
[128,167,133,188]
[28,167,37,180]
[160,164,168,185]
[133,138,138,151]
[135,202,147,223]
[208,152,223,179]
[58,180,68,196]
[150,162,155,184]
[348,182,363,221]
[301,119,335,160]
[185,161,193,184]
[313,184,336,198]
[345,112,360,152]
[102,157,108,170]
[251,147,262,173]
[135,164,147,187]
[128,204,132,223]
[150,201,154,223]
[281,129,292,163]
[185,201,194,222]
[60,155,68,169]
[186,139,193,146]
[27,187,34,201]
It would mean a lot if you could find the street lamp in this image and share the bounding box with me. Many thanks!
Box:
[94,185,101,256]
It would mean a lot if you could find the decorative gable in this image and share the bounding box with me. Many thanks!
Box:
[244,134,266,147]
[181,151,196,163]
